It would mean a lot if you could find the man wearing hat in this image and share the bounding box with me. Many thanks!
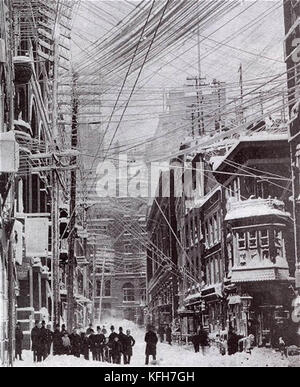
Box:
[31,320,41,362]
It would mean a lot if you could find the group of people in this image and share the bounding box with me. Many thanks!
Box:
[27,321,137,364]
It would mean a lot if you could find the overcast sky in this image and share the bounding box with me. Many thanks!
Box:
[71,1,286,146]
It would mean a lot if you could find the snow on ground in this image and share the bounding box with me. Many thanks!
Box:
[14,319,291,368]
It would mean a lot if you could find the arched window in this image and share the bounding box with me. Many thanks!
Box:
[31,104,38,139]
[123,282,135,302]
[104,280,111,297]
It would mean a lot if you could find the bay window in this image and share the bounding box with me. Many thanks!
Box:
[248,230,257,249]
[237,231,246,249]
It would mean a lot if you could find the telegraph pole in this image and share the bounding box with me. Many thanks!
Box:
[98,253,106,325]
[51,169,60,327]
[67,71,79,332]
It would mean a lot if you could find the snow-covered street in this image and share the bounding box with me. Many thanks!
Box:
[14,320,291,368]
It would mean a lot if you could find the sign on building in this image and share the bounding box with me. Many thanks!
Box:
[0,132,19,173]
[25,217,49,257]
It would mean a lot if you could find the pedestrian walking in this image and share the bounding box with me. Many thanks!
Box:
[111,336,122,364]
[191,331,200,353]
[95,326,105,361]
[86,323,94,335]
[15,322,24,361]
[165,325,172,345]
[101,325,107,336]
[103,338,111,363]
[46,324,53,357]
[69,328,81,358]
[124,329,135,365]
[39,321,50,360]
[198,326,209,356]
[158,325,165,343]
[279,337,287,359]
[53,324,63,355]
[81,332,90,360]
[118,327,127,364]
[89,330,97,360]
[62,332,71,355]
[109,325,118,343]
[145,325,158,365]
[227,327,240,356]
[31,320,41,362]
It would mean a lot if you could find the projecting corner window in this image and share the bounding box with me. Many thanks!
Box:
[237,232,246,250]
[248,231,257,249]
[259,229,269,248]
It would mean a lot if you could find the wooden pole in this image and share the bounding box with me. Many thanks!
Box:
[98,252,106,326]
[52,169,60,327]
[67,71,79,332]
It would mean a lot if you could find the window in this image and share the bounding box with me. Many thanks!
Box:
[123,282,135,302]
[104,280,111,297]
[205,221,209,248]
[237,232,246,249]
[259,229,269,247]
[209,218,214,246]
[140,289,146,303]
[194,218,199,244]
[213,214,218,243]
[274,229,283,257]
[210,258,215,284]
[248,231,257,249]
[96,281,101,297]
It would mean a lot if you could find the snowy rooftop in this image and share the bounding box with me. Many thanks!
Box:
[212,133,288,171]
[225,197,290,221]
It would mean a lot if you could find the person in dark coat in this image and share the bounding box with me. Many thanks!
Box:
[39,321,50,360]
[86,323,94,336]
[227,327,240,356]
[88,331,97,360]
[192,331,200,353]
[158,325,165,343]
[118,327,128,364]
[62,332,71,355]
[69,329,81,358]
[46,324,53,357]
[198,326,209,355]
[165,325,172,345]
[108,325,118,343]
[53,324,63,356]
[81,332,90,360]
[102,325,107,336]
[31,320,41,362]
[124,329,135,365]
[15,322,24,360]
[95,326,105,361]
[145,325,158,365]
[111,336,122,364]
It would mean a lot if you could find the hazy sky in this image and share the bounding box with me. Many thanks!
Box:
[71,1,286,146]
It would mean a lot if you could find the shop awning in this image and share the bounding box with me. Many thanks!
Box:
[228,295,241,305]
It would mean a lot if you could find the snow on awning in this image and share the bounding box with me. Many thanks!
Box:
[183,292,202,304]
[228,295,241,305]
[231,265,290,283]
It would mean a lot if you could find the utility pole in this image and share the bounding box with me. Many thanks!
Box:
[67,71,79,332]
[238,63,244,123]
[98,252,106,326]
[51,169,60,327]
[91,239,96,323]
[6,0,15,367]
